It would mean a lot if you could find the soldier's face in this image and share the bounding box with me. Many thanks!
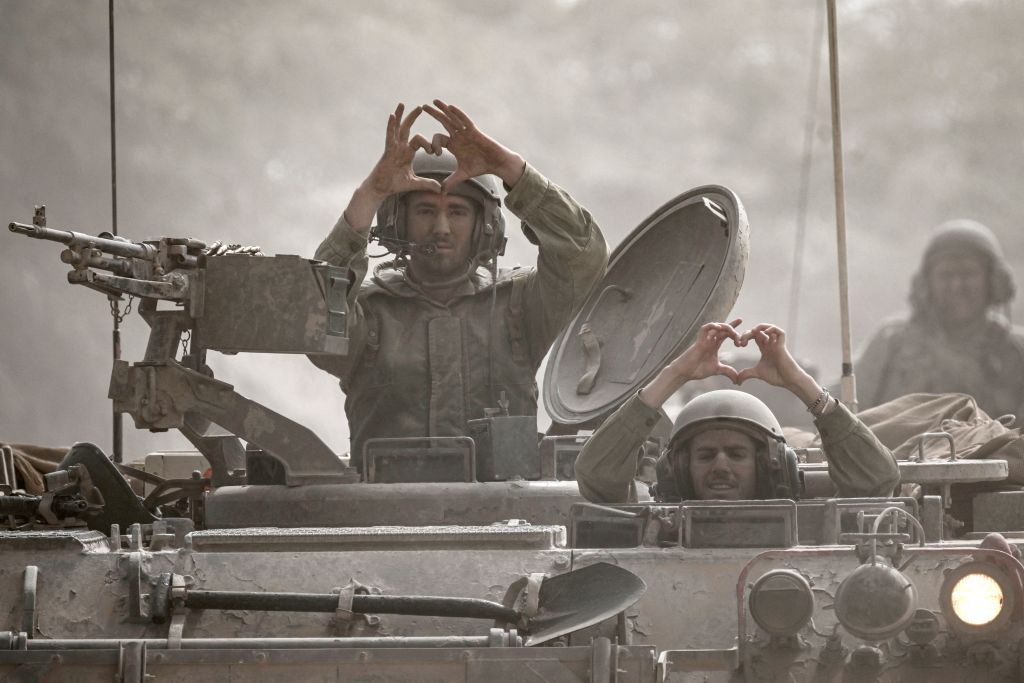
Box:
[405,192,477,281]
[688,429,758,500]
[927,250,989,326]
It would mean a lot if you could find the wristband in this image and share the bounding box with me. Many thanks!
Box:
[807,388,831,417]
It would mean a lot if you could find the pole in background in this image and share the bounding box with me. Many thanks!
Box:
[825,0,858,411]
[108,0,123,462]
[785,0,825,354]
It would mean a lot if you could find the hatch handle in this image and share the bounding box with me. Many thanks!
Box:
[576,285,631,395]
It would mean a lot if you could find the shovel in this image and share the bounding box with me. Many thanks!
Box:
[157,562,645,646]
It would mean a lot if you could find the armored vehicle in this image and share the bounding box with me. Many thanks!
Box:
[4,180,1024,683]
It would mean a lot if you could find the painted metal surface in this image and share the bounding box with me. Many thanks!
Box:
[2,528,1022,681]
[0,641,658,683]
[543,187,749,425]
[204,480,585,528]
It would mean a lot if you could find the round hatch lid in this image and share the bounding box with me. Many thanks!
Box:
[542,186,749,425]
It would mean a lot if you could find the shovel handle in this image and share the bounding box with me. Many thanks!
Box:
[183,590,518,622]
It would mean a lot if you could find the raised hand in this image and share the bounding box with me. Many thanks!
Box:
[422,100,525,190]
[344,104,442,230]
[666,320,743,384]
[363,103,442,200]
[736,323,821,404]
[638,320,743,409]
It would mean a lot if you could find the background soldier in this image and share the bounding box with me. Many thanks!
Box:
[575,322,899,504]
[856,219,1024,421]
[310,100,608,465]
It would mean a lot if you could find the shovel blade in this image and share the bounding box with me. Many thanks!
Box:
[525,562,646,646]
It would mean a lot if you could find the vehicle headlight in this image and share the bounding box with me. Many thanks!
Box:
[834,558,917,641]
[940,561,1014,634]
[951,573,1002,625]
[748,569,814,636]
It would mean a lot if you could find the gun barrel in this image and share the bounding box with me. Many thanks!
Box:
[10,222,151,260]
[9,221,75,243]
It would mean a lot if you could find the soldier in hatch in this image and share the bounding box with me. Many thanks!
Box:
[574,321,900,504]
[310,100,608,465]
[856,219,1024,421]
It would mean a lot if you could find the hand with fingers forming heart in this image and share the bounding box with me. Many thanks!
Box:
[735,323,824,406]
[343,100,527,230]
[344,103,442,231]
[639,319,743,408]
[422,99,526,190]
[639,320,827,413]
[664,320,743,385]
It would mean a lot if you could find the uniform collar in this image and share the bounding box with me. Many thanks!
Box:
[370,265,506,301]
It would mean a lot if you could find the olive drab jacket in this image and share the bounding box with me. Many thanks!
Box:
[856,220,1024,421]
[310,164,608,464]
[856,315,1024,422]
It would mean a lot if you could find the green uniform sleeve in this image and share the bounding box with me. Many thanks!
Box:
[314,215,370,303]
[815,401,900,497]
[574,393,661,504]
[504,164,609,364]
[307,215,371,379]
[853,323,901,410]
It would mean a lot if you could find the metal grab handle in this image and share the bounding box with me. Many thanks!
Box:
[576,323,602,395]
[575,285,632,395]
[911,432,956,462]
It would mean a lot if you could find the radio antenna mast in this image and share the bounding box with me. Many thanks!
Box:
[826,0,858,410]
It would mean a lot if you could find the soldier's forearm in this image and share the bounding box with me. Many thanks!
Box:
[342,184,390,234]
[787,371,824,407]
[493,152,526,188]
[639,366,690,410]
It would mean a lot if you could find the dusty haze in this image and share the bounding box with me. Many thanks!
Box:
[2,0,1021,461]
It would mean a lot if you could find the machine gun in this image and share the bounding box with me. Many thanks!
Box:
[10,206,355,487]
[11,206,205,302]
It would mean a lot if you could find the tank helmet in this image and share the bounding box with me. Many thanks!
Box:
[909,218,1015,315]
[372,151,507,265]
[654,389,795,501]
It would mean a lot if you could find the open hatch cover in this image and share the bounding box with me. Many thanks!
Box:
[542,186,749,426]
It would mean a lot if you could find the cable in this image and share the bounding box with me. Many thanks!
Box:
[786,0,825,353]
[108,0,123,464]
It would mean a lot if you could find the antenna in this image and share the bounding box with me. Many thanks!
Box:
[108,0,124,462]
[826,0,858,410]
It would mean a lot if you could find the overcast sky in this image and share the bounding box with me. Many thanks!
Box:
[2,0,1020,461]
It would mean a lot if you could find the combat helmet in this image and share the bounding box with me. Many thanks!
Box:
[372,150,507,266]
[652,389,800,501]
[909,218,1015,317]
